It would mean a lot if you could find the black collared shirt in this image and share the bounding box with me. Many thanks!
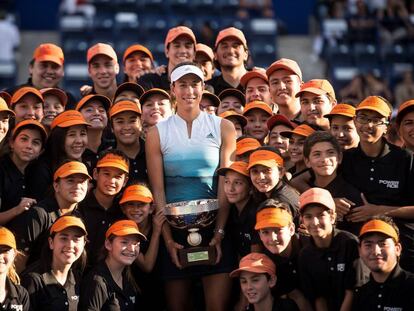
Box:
[341,140,414,271]
[24,155,53,201]
[228,196,258,257]
[82,138,114,176]
[245,297,299,311]
[121,138,147,184]
[352,265,414,311]
[78,191,124,266]
[80,260,140,311]
[21,261,80,311]
[298,229,360,311]
[206,74,244,96]
[0,155,26,213]
[265,233,310,297]
[137,72,170,92]
[0,277,30,311]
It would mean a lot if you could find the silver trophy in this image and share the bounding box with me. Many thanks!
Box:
[165,199,219,266]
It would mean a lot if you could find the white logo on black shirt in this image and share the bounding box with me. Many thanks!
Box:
[71,295,79,301]
[384,307,402,311]
[10,305,23,311]
[378,180,399,189]
[337,263,345,272]
[130,296,136,304]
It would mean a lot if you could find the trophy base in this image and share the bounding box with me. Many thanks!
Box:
[178,246,217,267]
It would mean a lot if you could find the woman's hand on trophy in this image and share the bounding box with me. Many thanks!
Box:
[166,239,184,269]
[152,210,166,236]
[209,234,223,264]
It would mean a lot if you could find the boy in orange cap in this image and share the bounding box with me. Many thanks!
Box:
[0,97,15,155]
[195,43,215,81]
[236,135,261,162]
[122,44,156,83]
[298,187,361,311]
[297,79,337,130]
[219,110,247,138]
[208,27,248,95]
[10,86,44,123]
[78,150,129,266]
[40,87,67,128]
[341,95,414,272]
[396,99,414,152]
[324,103,359,150]
[217,88,245,115]
[230,252,298,311]
[266,58,303,122]
[255,199,312,310]
[87,43,119,100]
[243,100,273,144]
[353,216,414,310]
[241,67,272,107]
[138,26,196,91]
[267,114,296,161]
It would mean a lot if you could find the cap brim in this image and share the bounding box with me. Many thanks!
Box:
[356,106,390,118]
[230,266,269,278]
[36,55,63,66]
[267,64,301,79]
[324,112,354,119]
[295,87,326,98]
[110,106,141,119]
[216,167,249,177]
[120,195,152,205]
[58,169,91,180]
[112,228,147,241]
[247,159,276,170]
[57,119,90,129]
[96,161,129,174]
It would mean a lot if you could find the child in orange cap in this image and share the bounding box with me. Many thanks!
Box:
[243,101,273,144]
[0,97,15,155]
[267,114,296,162]
[195,43,215,81]
[248,147,300,225]
[0,227,29,311]
[21,215,87,311]
[120,183,166,310]
[236,135,261,162]
[122,44,158,83]
[217,88,245,115]
[255,199,312,311]
[396,99,414,152]
[78,150,129,266]
[9,160,90,269]
[10,86,44,123]
[298,187,361,311]
[230,252,298,311]
[0,120,46,225]
[25,110,89,201]
[80,220,146,310]
[40,87,67,129]
[219,110,247,138]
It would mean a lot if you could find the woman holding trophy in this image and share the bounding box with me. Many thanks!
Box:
[146,61,237,311]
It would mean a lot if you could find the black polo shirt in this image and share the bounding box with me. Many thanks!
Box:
[228,196,258,257]
[0,155,27,213]
[137,72,170,92]
[21,261,80,311]
[6,78,77,110]
[0,277,30,311]
[25,155,53,201]
[311,174,364,236]
[298,229,361,311]
[265,233,310,297]
[80,260,140,311]
[206,74,244,96]
[341,140,414,271]
[119,137,147,184]
[78,191,124,266]
[352,265,414,311]
[8,195,79,264]
[82,138,114,176]
[245,297,299,311]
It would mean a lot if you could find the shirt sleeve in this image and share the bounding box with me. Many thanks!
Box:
[79,275,110,311]
[20,273,43,311]
[298,250,317,301]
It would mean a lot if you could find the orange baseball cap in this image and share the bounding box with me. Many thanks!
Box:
[299,187,335,212]
[0,97,14,116]
[217,161,249,177]
[324,103,355,119]
[215,27,247,49]
[0,91,11,107]
[202,91,220,107]
[96,153,129,174]
[12,119,47,142]
[123,44,154,63]
[280,123,315,138]
[255,207,293,230]
[218,88,246,106]
[236,137,261,156]
[50,215,87,236]
[295,79,336,100]
[219,111,247,128]
[140,88,171,105]
[53,161,91,181]
[230,252,275,277]
[87,43,118,63]
[105,219,146,240]
[50,110,90,130]
[11,87,43,107]
[109,100,141,119]
[120,184,153,204]
[114,82,145,101]
[240,68,268,88]
[248,149,284,169]
[396,100,414,125]
[76,94,112,111]
[40,88,68,107]
[243,101,273,116]
[33,43,64,66]
[356,96,391,118]
[267,114,296,131]
[165,26,196,47]
[359,219,399,241]
[0,227,16,249]
[196,43,214,61]
[266,58,302,81]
